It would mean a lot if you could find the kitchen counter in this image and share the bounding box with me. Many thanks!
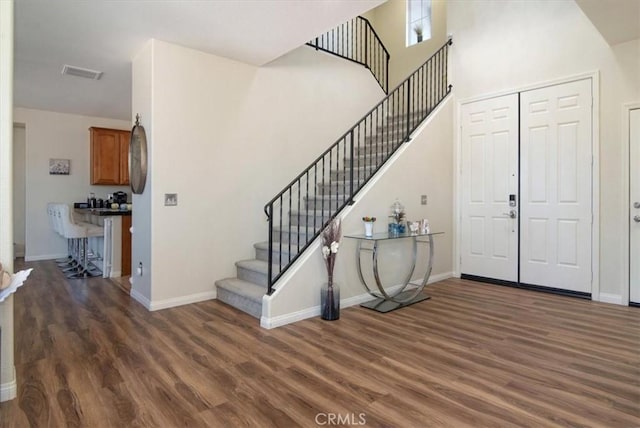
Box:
[76,208,132,216]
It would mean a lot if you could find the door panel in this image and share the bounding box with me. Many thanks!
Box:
[630,108,640,303]
[461,94,519,281]
[520,79,592,293]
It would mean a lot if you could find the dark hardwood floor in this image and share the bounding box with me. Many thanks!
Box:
[1,259,639,427]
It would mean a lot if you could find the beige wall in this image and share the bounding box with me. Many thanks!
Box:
[131,40,385,309]
[12,125,25,257]
[448,0,640,303]
[0,0,15,402]
[13,108,130,261]
[365,0,448,88]
[265,97,454,324]
[130,40,153,305]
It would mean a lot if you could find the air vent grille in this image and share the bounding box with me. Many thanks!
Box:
[61,65,103,80]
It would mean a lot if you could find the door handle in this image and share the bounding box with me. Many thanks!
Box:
[503,210,517,219]
[634,215,640,223]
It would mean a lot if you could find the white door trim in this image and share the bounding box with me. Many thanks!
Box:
[622,102,640,305]
[455,71,600,300]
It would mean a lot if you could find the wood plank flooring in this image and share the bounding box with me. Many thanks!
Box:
[1,259,638,427]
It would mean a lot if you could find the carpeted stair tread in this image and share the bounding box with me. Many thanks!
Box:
[215,277,265,302]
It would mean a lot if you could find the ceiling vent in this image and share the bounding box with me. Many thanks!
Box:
[61,65,103,80]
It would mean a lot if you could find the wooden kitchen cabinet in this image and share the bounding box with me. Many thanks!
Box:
[90,127,131,185]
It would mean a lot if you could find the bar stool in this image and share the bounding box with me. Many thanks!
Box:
[48,203,74,267]
[57,204,104,278]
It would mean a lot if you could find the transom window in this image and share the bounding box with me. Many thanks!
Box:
[407,0,432,46]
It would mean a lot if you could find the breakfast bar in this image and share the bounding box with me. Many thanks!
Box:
[74,208,132,278]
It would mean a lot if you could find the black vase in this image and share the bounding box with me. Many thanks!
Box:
[321,282,340,321]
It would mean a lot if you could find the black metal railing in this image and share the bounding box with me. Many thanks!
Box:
[264,38,452,295]
[307,16,390,94]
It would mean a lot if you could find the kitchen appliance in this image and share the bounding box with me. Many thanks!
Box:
[113,191,127,204]
[88,192,96,208]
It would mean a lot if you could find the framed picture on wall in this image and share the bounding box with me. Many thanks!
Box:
[49,158,70,175]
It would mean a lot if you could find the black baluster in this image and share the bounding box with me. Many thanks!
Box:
[305,171,309,249]
[267,203,273,294]
[297,180,301,258]
[278,195,283,274]
[288,189,292,265]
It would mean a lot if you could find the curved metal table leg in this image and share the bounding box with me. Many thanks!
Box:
[356,235,435,313]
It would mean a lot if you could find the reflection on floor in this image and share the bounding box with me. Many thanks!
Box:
[110,275,131,294]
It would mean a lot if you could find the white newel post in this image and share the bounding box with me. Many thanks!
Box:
[0,0,16,402]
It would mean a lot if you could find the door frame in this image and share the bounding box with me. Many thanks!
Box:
[454,71,600,300]
[622,102,640,305]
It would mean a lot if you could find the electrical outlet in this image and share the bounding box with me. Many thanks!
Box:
[137,262,143,276]
[164,193,178,206]
[421,195,428,205]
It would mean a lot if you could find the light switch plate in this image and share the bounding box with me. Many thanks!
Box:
[164,193,178,206]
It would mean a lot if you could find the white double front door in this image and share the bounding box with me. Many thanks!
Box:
[461,79,593,294]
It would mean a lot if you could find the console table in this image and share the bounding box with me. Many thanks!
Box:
[344,231,442,313]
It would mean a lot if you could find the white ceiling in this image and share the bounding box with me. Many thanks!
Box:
[13,0,385,121]
[575,0,640,46]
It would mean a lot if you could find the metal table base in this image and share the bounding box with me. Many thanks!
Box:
[346,231,442,313]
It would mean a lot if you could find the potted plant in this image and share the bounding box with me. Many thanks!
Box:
[362,216,376,237]
[414,23,423,43]
[320,218,341,320]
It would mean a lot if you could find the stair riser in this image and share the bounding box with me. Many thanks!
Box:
[216,287,262,319]
[356,141,403,157]
[237,265,268,287]
[331,169,377,181]
[363,134,405,144]
[289,212,333,227]
[343,158,379,168]
[304,198,350,211]
[316,182,363,194]
[376,118,418,132]
[255,246,299,264]
[272,230,314,245]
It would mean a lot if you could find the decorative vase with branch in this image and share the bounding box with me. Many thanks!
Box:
[320,218,341,320]
[413,23,423,43]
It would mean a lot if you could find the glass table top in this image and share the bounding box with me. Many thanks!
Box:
[344,231,444,241]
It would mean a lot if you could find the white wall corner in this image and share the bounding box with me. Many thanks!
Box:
[130,287,152,310]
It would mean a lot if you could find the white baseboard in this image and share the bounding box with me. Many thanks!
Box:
[260,272,454,329]
[597,292,624,305]
[1,367,16,402]
[25,252,67,262]
[147,291,217,311]
[130,288,152,309]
